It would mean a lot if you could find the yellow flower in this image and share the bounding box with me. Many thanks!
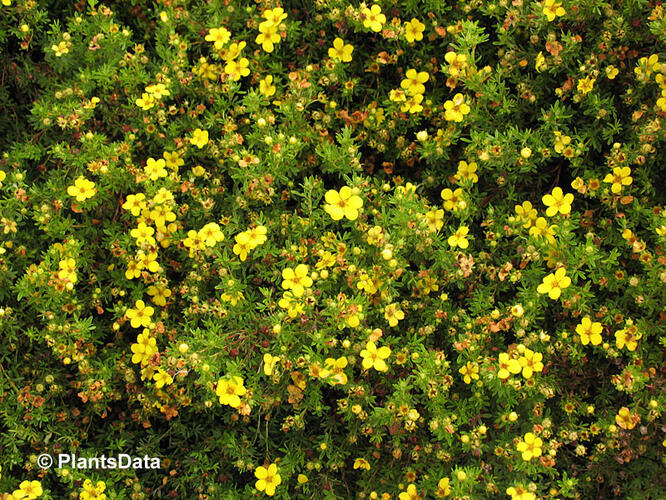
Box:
[198,222,225,247]
[436,477,451,497]
[2,0,12,6]
[401,93,424,114]
[153,368,173,389]
[278,291,304,318]
[247,225,268,248]
[67,176,97,202]
[216,376,247,408]
[145,83,170,99]
[256,23,281,53]
[404,18,425,43]
[328,37,354,62]
[297,474,308,484]
[163,151,184,170]
[205,27,231,49]
[542,187,574,216]
[323,186,363,221]
[424,209,444,232]
[518,349,544,379]
[535,51,546,73]
[281,264,313,297]
[360,341,391,372]
[577,76,595,94]
[553,131,571,153]
[440,187,464,211]
[543,0,566,21]
[144,157,167,181]
[0,169,5,184]
[353,457,371,470]
[615,324,642,351]
[459,361,479,384]
[603,166,632,194]
[399,484,421,500]
[384,303,405,327]
[454,160,478,184]
[322,357,348,385]
[17,480,43,499]
[254,463,282,496]
[262,7,288,26]
[130,222,156,246]
[537,267,571,300]
[606,65,619,79]
[130,331,157,364]
[225,57,250,81]
[362,4,386,32]
[401,69,429,96]
[233,231,252,261]
[445,51,468,77]
[189,128,209,149]
[147,284,172,306]
[576,316,603,346]
[80,479,106,500]
[444,93,471,122]
[126,299,154,329]
[52,40,69,56]
[615,406,638,430]
[448,226,470,249]
[635,54,660,81]
[263,353,278,376]
[515,201,537,228]
[135,92,156,110]
[498,352,521,380]
[506,484,536,500]
[529,217,557,244]
[259,75,276,97]
[516,432,543,461]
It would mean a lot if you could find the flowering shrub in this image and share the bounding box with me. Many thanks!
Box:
[1,1,665,499]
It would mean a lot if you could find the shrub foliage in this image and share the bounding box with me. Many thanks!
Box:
[1,0,665,498]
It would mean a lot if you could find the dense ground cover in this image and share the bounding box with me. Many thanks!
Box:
[0,0,665,498]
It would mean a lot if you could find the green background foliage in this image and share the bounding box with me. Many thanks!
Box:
[0,0,665,498]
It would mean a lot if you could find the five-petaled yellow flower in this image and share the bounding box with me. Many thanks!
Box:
[543,0,566,22]
[281,264,313,297]
[384,303,405,327]
[576,316,603,346]
[189,128,209,148]
[360,341,391,372]
[205,27,231,49]
[259,75,276,97]
[542,187,574,216]
[615,406,638,430]
[444,93,471,122]
[577,76,595,94]
[399,484,422,500]
[216,375,247,408]
[459,361,479,384]
[67,176,97,202]
[516,432,543,461]
[404,18,425,43]
[324,186,363,221]
[537,267,571,300]
[603,166,632,194]
[448,226,470,249]
[126,299,154,329]
[328,37,354,62]
[362,4,386,32]
[254,463,282,496]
